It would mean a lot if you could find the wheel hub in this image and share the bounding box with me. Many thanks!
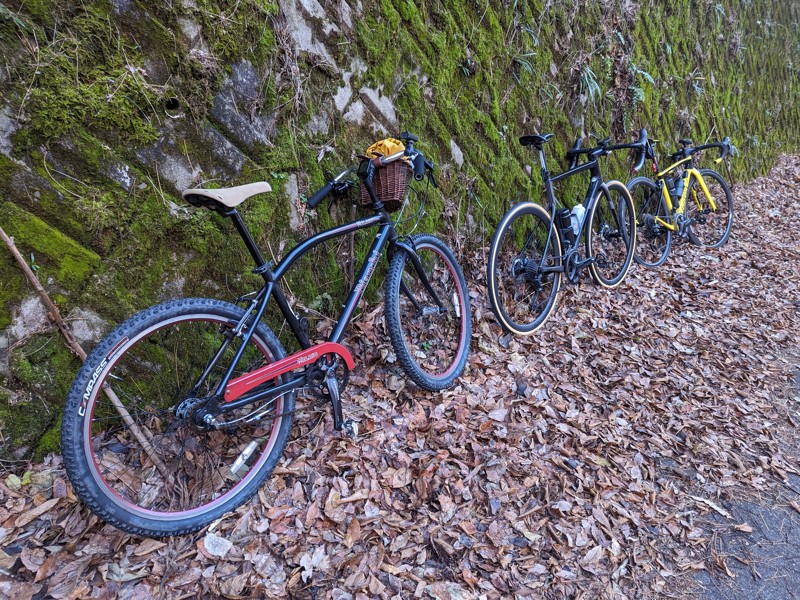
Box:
[175,396,203,420]
[523,256,545,292]
[510,256,527,279]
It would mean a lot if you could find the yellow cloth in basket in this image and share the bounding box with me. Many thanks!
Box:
[366,138,405,158]
[365,138,412,164]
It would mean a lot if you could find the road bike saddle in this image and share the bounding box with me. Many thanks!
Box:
[519,133,554,147]
[679,138,693,146]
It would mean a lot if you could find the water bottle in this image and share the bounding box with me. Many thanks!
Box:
[570,204,586,237]
[556,208,575,246]
[665,176,677,197]
[674,177,685,198]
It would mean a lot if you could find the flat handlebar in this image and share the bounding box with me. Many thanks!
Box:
[306,181,333,209]
[307,133,437,209]
[306,167,353,209]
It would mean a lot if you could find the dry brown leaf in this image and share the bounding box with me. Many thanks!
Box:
[133,538,167,557]
[14,498,60,528]
[343,517,361,549]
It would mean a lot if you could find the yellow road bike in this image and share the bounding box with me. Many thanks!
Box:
[627,137,734,267]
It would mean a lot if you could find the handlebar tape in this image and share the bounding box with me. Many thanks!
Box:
[632,150,646,172]
[632,129,648,171]
[307,181,334,208]
[567,138,583,169]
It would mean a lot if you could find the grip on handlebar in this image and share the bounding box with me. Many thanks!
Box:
[307,181,334,208]
[720,136,730,159]
[412,153,425,181]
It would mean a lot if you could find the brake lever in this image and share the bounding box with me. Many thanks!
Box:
[332,179,355,194]
[424,158,439,189]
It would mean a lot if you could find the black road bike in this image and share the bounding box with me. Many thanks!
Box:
[61,133,471,536]
[487,130,647,335]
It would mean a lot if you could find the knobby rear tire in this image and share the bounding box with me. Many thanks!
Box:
[385,234,471,391]
[61,298,294,537]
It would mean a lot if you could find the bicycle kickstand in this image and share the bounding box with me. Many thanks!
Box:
[325,366,358,438]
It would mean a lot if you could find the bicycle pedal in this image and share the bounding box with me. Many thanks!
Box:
[341,418,359,439]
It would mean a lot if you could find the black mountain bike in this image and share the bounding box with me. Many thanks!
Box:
[487,130,647,335]
[61,132,471,537]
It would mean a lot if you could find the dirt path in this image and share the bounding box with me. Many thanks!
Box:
[689,364,800,599]
[693,472,800,600]
[0,157,799,599]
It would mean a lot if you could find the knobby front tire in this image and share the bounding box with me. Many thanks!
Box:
[686,168,734,249]
[585,181,636,287]
[61,298,295,537]
[385,234,471,391]
[627,176,672,268]
[487,202,562,335]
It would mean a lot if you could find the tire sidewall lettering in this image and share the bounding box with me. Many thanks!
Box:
[79,357,108,417]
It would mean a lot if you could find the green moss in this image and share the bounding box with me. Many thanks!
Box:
[15,4,161,145]
[34,418,62,459]
[0,396,54,460]
[0,201,101,287]
[0,259,22,329]
[1,333,79,460]
[192,0,278,65]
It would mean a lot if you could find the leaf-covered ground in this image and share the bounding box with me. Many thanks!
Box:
[1,157,799,599]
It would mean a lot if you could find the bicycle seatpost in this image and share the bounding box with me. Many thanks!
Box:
[538,148,548,178]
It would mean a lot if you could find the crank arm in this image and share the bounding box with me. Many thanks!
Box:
[540,265,565,274]
[325,367,344,430]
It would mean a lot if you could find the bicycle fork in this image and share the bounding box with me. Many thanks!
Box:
[395,240,447,314]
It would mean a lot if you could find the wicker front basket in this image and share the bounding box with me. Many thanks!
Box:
[360,160,411,213]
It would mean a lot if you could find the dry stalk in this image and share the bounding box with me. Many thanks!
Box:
[0,225,170,480]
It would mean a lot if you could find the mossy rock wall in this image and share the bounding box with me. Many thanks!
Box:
[0,0,798,459]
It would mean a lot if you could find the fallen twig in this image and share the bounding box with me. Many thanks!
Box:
[0,225,170,480]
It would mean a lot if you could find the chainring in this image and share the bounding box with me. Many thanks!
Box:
[565,248,581,284]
